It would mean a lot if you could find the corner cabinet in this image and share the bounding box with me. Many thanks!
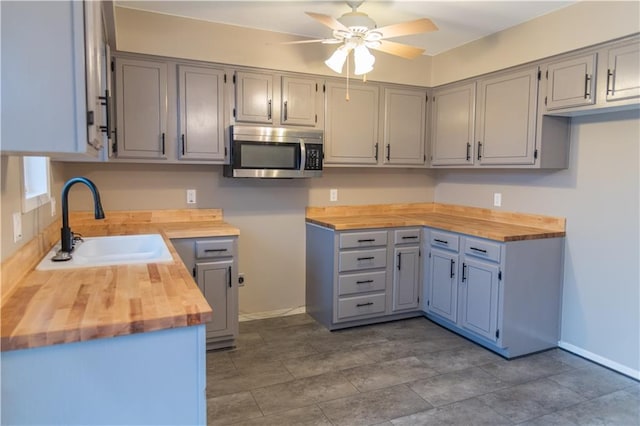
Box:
[423,228,564,358]
[306,224,422,330]
[171,237,238,350]
[381,88,427,166]
[1,0,108,158]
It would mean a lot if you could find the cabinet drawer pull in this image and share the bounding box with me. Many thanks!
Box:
[401,236,418,240]
[357,239,375,243]
[462,262,467,282]
[356,302,374,307]
[434,239,448,245]
[356,279,374,284]
[205,248,227,253]
[357,256,375,261]
[450,259,455,278]
[470,247,487,254]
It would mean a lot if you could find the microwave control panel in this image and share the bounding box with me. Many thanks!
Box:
[305,144,323,170]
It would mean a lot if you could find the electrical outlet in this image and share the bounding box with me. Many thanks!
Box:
[494,192,502,207]
[13,212,22,242]
[330,188,338,202]
[50,197,56,217]
[238,273,245,287]
[186,189,197,204]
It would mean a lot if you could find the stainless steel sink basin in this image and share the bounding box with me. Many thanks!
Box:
[36,234,173,270]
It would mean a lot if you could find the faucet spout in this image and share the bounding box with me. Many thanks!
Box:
[59,177,105,254]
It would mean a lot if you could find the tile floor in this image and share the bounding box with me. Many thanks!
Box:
[206,314,639,425]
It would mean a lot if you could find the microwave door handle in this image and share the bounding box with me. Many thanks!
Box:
[299,140,306,171]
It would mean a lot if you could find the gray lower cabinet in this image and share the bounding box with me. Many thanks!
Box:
[306,225,422,330]
[171,237,238,350]
[424,228,564,358]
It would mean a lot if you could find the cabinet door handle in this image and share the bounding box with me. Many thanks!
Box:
[584,73,592,99]
[358,239,375,243]
[434,239,448,245]
[470,247,487,253]
[450,259,455,278]
[356,279,374,284]
[357,256,375,261]
[386,144,391,161]
[477,141,482,160]
[356,302,374,307]
[402,236,418,240]
[283,101,288,121]
[461,262,467,282]
[397,252,402,270]
[607,69,614,95]
[161,133,165,155]
[267,100,272,120]
[466,142,471,161]
[181,134,185,156]
[98,89,112,140]
[228,266,232,288]
[374,143,379,161]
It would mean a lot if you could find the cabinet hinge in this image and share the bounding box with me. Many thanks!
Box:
[537,69,541,80]
[192,267,196,278]
[545,70,549,79]
[315,114,318,123]
[428,252,432,258]
[112,139,118,155]
[315,83,318,92]
[544,96,547,106]
[419,248,421,257]
[323,84,326,93]
[534,148,538,160]
[426,94,429,102]
[111,60,114,72]
[427,300,430,306]
[232,74,236,84]
[233,108,236,118]
[224,146,228,157]
[87,110,94,126]
[424,154,427,162]
[498,270,502,281]
[417,296,420,303]
[224,73,227,83]
[496,329,500,339]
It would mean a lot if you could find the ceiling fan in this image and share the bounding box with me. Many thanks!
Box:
[283,1,438,75]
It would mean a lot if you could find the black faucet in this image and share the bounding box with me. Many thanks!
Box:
[56,177,105,260]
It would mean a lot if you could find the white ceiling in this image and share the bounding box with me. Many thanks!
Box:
[115,1,575,56]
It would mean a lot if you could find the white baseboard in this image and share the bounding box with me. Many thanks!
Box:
[239,306,306,322]
[558,340,640,380]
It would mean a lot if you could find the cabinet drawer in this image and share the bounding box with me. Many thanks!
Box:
[463,237,501,263]
[196,239,234,259]
[338,271,386,296]
[394,228,421,244]
[430,230,460,252]
[340,231,388,249]
[337,293,386,320]
[339,248,387,272]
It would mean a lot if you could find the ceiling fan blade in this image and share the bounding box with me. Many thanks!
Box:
[370,40,425,59]
[279,39,328,45]
[376,18,438,39]
[305,12,349,32]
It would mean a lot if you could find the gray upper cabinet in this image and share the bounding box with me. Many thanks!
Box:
[476,67,538,165]
[325,81,379,165]
[114,57,168,159]
[1,0,107,158]
[381,87,427,165]
[178,65,226,161]
[606,40,640,102]
[545,53,597,110]
[430,82,476,166]
[281,76,321,127]
[234,71,273,124]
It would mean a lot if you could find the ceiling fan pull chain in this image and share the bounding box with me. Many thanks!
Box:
[346,55,350,101]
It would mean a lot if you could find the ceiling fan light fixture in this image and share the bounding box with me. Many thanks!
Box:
[353,45,375,75]
[325,45,350,73]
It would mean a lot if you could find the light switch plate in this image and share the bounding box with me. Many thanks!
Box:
[494,192,502,207]
[330,189,338,202]
[13,212,23,242]
[186,189,197,204]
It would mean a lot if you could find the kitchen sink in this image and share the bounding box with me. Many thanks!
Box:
[36,234,173,270]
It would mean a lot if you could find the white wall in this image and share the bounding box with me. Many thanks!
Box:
[435,110,640,377]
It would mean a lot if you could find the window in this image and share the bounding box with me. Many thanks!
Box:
[22,156,51,212]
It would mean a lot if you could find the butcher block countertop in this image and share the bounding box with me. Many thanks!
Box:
[1,209,239,352]
[306,203,565,241]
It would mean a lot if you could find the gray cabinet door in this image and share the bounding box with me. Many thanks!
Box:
[325,82,379,164]
[382,88,427,165]
[196,259,235,340]
[606,41,640,102]
[178,65,225,161]
[459,257,500,342]
[430,82,476,166]
[476,67,538,165]
[281,76,320,127]
[115,57,168,159]
[546,53,596,110]
[235,71,273,124]
[392,246,421,312]
[427,248,458,323]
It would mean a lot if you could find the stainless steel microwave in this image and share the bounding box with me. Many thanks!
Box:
[223,126,324,178]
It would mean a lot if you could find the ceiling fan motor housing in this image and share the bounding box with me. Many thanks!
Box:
[338,11,376,33]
